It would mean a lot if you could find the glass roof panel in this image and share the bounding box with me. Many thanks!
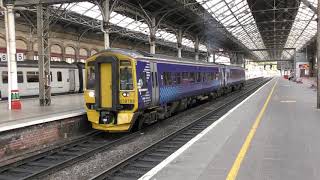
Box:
[197,0,267,60]
[182,38,195,48]
[199,44,207,51]
[282,0,317,59]
[53,2,205,51]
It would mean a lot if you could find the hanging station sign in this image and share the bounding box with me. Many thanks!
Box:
[0,53,25,62]
[16,53,24,61]
[0,53,7,62]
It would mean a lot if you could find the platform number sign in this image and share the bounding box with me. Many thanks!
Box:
[0,53,7,62]
[16,53,24,61]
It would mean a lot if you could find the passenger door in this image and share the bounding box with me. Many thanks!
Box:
[100,63,113,108]
[150,62,159,106]
[92,56,119,110]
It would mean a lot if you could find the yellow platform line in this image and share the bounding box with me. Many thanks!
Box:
[226,79,278,180]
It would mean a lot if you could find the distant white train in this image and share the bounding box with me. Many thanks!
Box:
[0,60,85,99]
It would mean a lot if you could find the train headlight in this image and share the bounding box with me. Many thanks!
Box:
[122,92,129,97]
[88,91,95,98]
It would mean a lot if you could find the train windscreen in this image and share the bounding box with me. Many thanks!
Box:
[120,60,133,90]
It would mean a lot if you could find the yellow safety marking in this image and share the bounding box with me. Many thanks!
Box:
[226,79,278,180]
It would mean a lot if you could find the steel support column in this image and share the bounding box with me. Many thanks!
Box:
[294,49,297,78]
[149,16,156,54]
[103,0,110,49]
[5,3,21,109]
[177,29,182,58]
[206,43,211,62]
[37,4,51,106]
[194,36,199,61]
[212,53,215,63]
[317,0,320,108]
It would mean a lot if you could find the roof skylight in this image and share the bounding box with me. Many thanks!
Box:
[283,0,317,59]
[54,2,203,52]
[197,0,268,60]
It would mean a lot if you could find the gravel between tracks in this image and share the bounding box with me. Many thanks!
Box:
[44,84,258,180]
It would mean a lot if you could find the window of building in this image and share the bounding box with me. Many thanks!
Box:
[66,58,75,64]
[51,57,61,61]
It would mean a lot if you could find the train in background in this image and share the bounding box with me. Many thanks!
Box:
[84,48,245,132]
[0,60,85,99]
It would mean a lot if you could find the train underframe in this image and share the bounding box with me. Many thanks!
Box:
[88,81,244,132]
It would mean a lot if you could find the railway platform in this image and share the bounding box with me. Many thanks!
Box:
[0,94,85,132]
[140,77,320,180]
[0,94,90,163]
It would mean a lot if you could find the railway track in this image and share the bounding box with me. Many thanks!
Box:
[0,78,268,180]
[0,131,140,180]
[91,78,271,180]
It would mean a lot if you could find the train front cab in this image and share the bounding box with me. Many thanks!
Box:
[84,53,139,132]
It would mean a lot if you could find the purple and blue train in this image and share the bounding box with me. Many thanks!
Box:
[84,48,245,132]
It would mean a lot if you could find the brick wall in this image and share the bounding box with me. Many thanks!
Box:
[0,115,92,163]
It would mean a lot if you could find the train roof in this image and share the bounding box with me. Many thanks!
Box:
[0,60,82,69]
[98,48,244,69]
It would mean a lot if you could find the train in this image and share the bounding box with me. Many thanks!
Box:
[84,48,245,132]
[0,60,85,99]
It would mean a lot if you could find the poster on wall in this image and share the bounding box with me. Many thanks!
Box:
[296,62,310,77]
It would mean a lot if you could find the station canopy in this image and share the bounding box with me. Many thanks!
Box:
[197,0,317,61]
[54,2,206,51]
[46,0,317,61]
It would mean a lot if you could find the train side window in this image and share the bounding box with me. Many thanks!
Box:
[163,72,172,85]
[17,71,23,83]
[176,72,181,84]
[190,72,195,83]
[27,71,39,83]
[170,73,175,85]
[50,72,53,82]
[202,72,206,82]
[2,71,23,84]
[163,72,167,85]
[167,72,172,85]
[182,72,188,84]
[57,71,62,82]
[2,71,8,84]
[197,72,201,82]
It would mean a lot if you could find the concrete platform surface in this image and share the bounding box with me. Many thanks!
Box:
[0,94,85,132]
[140,77,320,180]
